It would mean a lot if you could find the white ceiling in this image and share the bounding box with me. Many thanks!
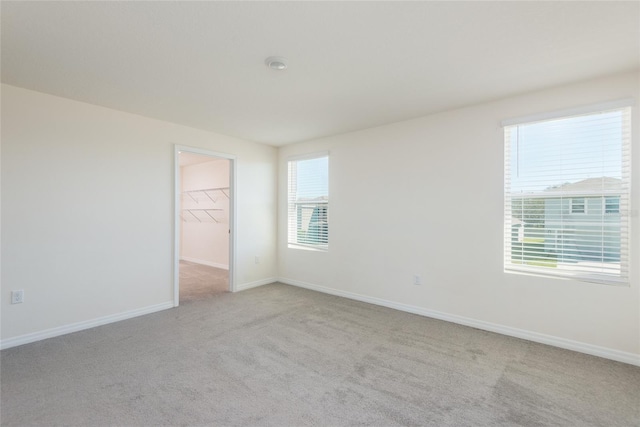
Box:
[2,1,639,146]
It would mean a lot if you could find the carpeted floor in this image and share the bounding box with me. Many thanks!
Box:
[179,260,229,302]
[1,283,638,426]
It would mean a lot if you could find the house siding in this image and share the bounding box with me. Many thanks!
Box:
[543,197,621,262]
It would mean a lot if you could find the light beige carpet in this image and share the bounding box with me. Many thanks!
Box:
[179,260,229,302]
[1,283,638,426]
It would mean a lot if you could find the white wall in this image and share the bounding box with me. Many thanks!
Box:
[278,71,640,363]
[1,84,277,345]
[180,159,230,269]
[3,72,639,364]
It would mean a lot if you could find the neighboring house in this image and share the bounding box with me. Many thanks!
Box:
[511,218,525,243]
[295,196,328,245]
[511,177,622,264]
[543,177,621,262]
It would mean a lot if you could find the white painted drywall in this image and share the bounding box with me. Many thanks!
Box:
[277,71,640,358]
[1,84,277,342]
[180,159,230,269]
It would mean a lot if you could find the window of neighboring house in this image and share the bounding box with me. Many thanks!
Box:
[605,196,620,214]
[504,103,631,285]
[287,153,329,249]
[570,198,585,214]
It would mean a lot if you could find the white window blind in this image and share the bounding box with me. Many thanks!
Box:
[504,106,631,284]
[288,154,329,249]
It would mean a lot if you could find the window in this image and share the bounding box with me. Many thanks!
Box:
[570,198,585,214]
[288,154,329,249]
[504,104,631,284]
[605,196,620,214]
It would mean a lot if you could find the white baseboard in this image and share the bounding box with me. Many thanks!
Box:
[180,256,229,270]
[278,277,640,367]
[235,277,277,292]
[0,301,174,350]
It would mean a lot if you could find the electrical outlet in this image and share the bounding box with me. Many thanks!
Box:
[11,290,24,304]
[255,256,260,264]
[413,275,422,285]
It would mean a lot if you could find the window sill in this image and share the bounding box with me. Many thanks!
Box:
[504,266,628,287]
[288,243,328,252]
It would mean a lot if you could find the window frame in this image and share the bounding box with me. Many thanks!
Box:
[503,101,632,286]
[604,196,620,214]
[570,197,586,214]
[287,152,329,251]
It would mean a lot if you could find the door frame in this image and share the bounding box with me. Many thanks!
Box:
[173,144,237,307]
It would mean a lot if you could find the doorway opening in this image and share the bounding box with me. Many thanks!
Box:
[174,145,236,306]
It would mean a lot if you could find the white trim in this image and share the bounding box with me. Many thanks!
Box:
[174,145,237,304]
[501,98,635,127]
[0,301,173,350]
[235,278,277,292]
[229,156,238,292]
[174,148,181,306]
[176,145,237,160]
[504,268,628,287]
[279,277,640,367]
[180,256,229,270]
[287,243,328,252]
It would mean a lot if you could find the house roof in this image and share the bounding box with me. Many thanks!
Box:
[545,177,622,193]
